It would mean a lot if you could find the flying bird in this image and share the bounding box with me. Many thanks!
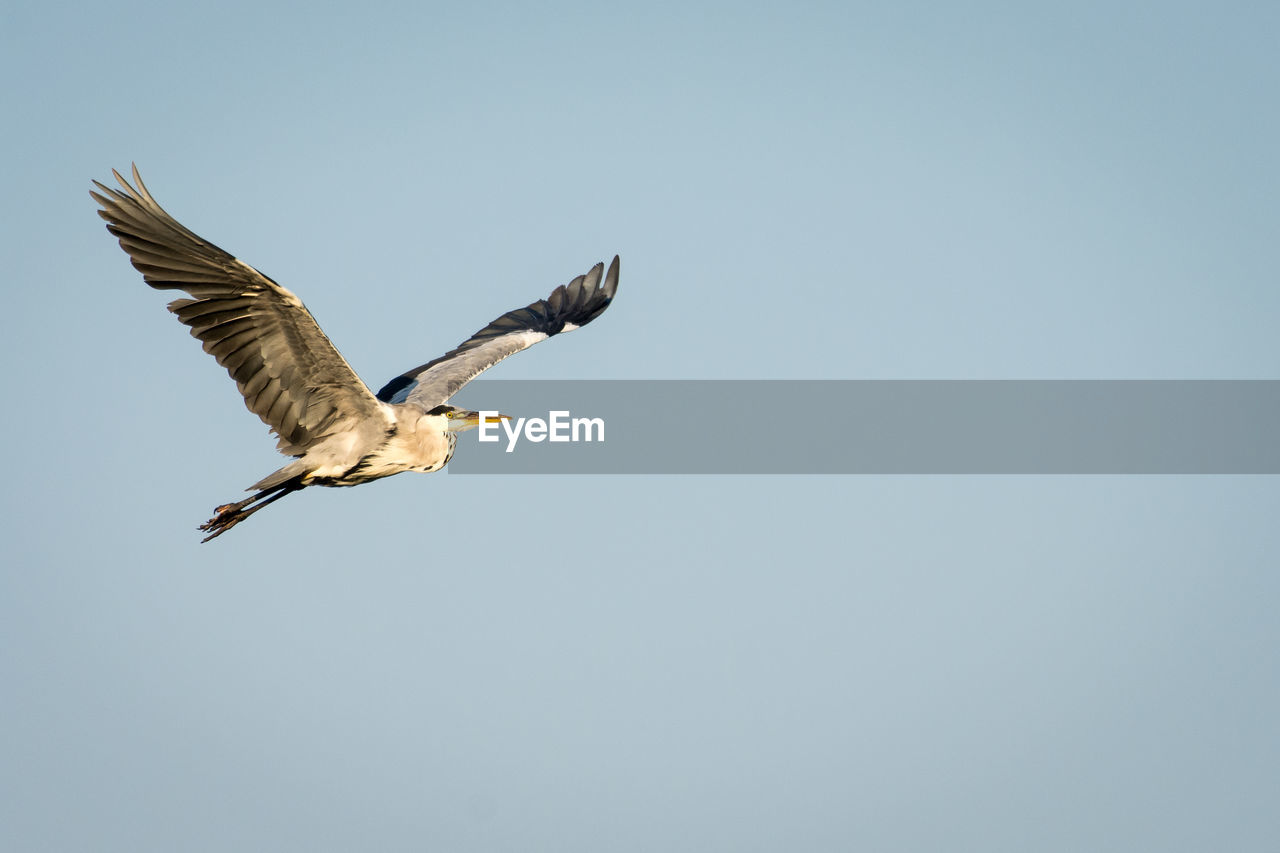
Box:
[92,166,619,541]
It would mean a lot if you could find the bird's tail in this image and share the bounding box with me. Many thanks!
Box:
[250,460,312,492]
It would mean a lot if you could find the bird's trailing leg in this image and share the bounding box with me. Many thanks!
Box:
[199,478,305,543]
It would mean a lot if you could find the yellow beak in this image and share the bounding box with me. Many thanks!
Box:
[465,412,511,427]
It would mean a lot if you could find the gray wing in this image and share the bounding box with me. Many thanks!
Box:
[376,256,620,409]
[92,165,384,456]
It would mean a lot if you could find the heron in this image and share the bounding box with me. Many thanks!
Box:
[92,166,619,542]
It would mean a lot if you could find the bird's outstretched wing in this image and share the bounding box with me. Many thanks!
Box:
[376,256,620,409]
[92,165,384,456]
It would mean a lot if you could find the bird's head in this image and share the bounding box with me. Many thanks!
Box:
[429,405,511,434]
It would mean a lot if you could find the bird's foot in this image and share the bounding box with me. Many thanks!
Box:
[197,482,302,542]
[198,507,246,542]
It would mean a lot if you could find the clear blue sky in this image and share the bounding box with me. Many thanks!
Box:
[3,1,1278,850]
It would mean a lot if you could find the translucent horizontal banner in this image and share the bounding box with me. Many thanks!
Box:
[446,380,1280,474]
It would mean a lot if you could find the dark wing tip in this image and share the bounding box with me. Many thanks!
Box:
[604,255,620,299]
[552,256,618,331]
